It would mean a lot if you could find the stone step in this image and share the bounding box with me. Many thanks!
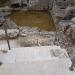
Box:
[0,59,73,75]
[0,46,74,75]
[0,46,68,63]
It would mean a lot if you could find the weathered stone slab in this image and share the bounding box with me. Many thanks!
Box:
[0,46,74,75]
[0,46,69,63]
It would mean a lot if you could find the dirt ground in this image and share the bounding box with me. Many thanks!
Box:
[11,11,55,31]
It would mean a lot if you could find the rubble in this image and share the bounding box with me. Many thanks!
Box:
[0,29,19,39]
[18,27,55,47]
[19,26,40,36]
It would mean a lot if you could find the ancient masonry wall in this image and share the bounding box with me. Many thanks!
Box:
[50,0,75,57]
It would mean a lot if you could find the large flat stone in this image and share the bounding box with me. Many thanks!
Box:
[0,46,69,63]
[0,59,74,75]
[0,46,74,75]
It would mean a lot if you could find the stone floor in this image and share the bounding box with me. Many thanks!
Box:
[0,46,75,75]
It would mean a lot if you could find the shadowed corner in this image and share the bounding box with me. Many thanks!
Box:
[0,62,3,66]
[2,50,8,53]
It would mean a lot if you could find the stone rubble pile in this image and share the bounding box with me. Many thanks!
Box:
[0,25,55,47]
[0,29,19,40]
[19,26,40,36]
[18,26,55,47]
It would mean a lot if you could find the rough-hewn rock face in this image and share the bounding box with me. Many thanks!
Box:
[51,0,75,24]
[10,0,49,10]
[50,0,75,57]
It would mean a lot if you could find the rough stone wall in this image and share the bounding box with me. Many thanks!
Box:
[28,0,49,10]
[10,0,56,10]
[50,0,75,57]
[10,0,21,4]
